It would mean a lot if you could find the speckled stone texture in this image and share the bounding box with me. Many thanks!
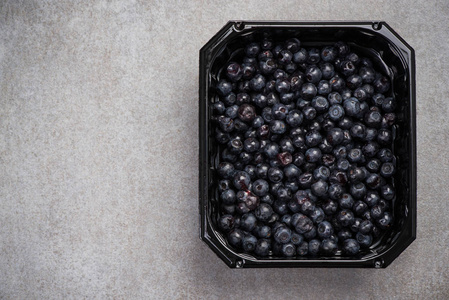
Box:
[0,0,448,299]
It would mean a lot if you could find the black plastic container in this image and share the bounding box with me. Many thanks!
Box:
[199,21,416,268]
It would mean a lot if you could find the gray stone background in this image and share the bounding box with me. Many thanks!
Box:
[0,0,448,299]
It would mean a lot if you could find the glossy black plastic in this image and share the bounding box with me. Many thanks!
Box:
[199,21,416,268]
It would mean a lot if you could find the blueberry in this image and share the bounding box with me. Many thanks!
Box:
[242,234,258,252]
[238,152,253,165]
[267,167,284,183]
[228,229,244,248]
[350,218,362,233]
[293,47,308,63]
[338,228,353,241]
[245,42,261,57]
[340,60,356,77]
[321,239,338,255]
[347,148,364,164]
[284,164,301,181]
[371,204,385,220]
[260,194,274,206]
[218,116,234,132]
[365,173,385,190]
[356,232,373,248]
[298,172,314,188]
[270,120,287,135]
[380,184,395,200]
[285,181,299,193]
[328,184,344,200]
[220,189,236,205]
[380,162,395,178]
[320,46,338,62]
[291,213,314,234]
[218,179,232,193]
[238,191,260,211]
[322,199,338,215]
[339,117,353,130]
[236,93,250,106]
[241,138,259,153]
[263,142,279,159]
[257,124,270,139]
[364,190,380,207]
[305,130,322,147]
[343,97,361,117]
[334,41,350,57]
[377,148,394,162]
[225,105,239,119]
[297,241,309,256]
[221,204,236,215]
[353,200,368,216]
[311,96,329,112]
[276,152,292,167]
[308,239,321,255]
[320,62,335,80]
[252,179,270,197]
[336,159,350,172]
[311,180,328,197]
[350,182,367,199]
[275,186,292,202]
[302,106,317,120]
[377,211,394,230]
[303,225,318,240]
[300,83,318,100]
[216,79,233,96]
[362,141,379,158]
[305,206,323,223]
[330,76,346,91]
[359,220,374,234]
[364,110,382,128]
[317,221,334,239]
[349,123,366,141]
[281,214,293,226]
[382,112,397,127]
[254,239,271,256]
[377,128,393,146]
[226,62,243,82]
[240,213,257,232]
[272,103,289,120]
[253,203,273,223]
[307,48,321,64]
[305,148,322,163]
[354,87,368,101]
[289,232,304,246]
[374,75,390,93]
[313,166,330,181]
[339,193,355,209]
[305,65,322,83]
[255,224,271,238]
[233,119,249,132]
[259,58,277,74]
[326,127,344,146]
[337,209,355,227]
[218,162,236,180]
[274,225,292,244]
[364,127,378,142]
[278,49,293,65]
[366,158,381,173]
[328,104,345,122]
[218,214,235,232]
[359,66,375,83]
[343,238,360,255]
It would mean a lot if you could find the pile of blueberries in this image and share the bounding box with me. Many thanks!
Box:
[212,38,396,257]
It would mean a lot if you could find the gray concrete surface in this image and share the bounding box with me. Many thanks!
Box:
[0,0,448,299]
